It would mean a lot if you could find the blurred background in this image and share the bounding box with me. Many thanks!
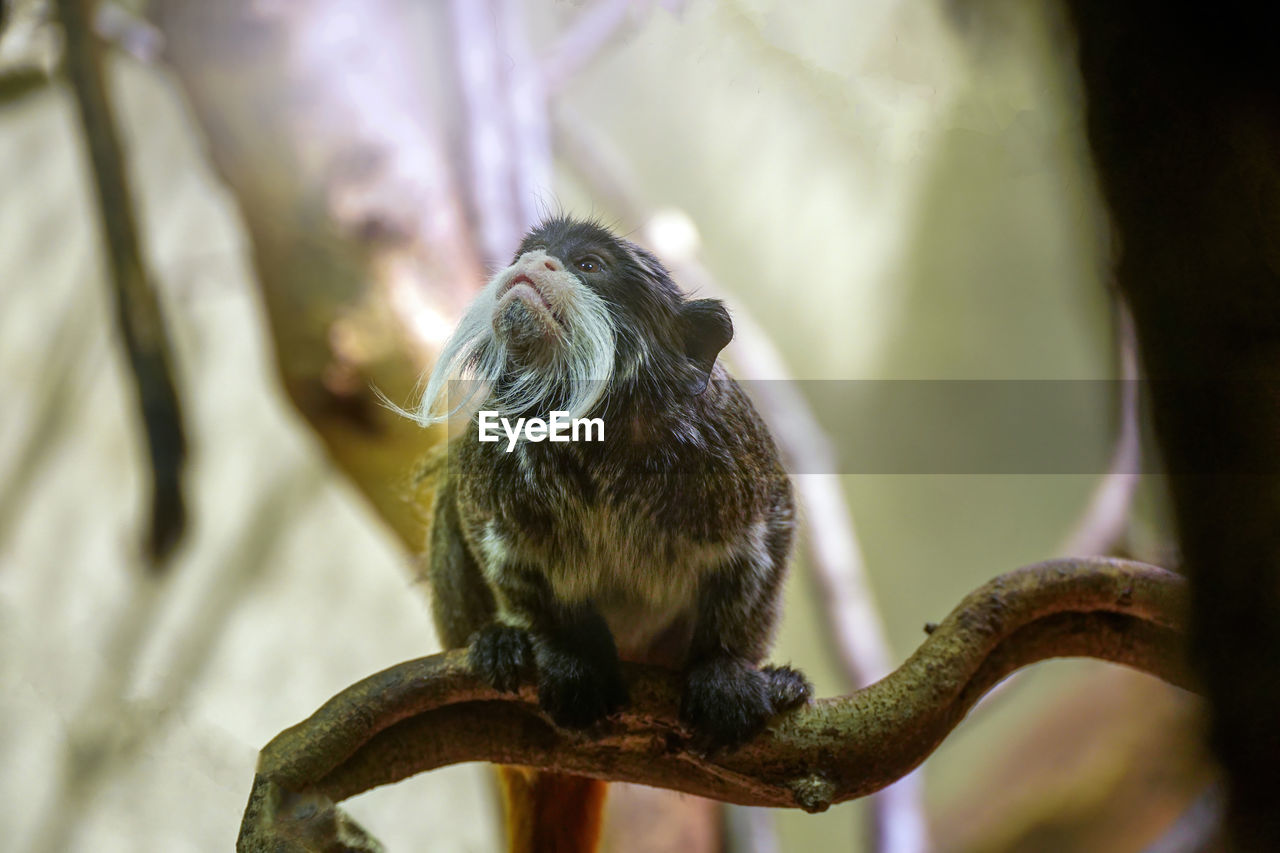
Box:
[0,0,1208,851]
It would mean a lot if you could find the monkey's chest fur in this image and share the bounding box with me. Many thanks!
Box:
[452,402,785,660]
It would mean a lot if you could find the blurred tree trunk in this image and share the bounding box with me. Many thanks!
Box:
[154,0,478,550]
[1063,3,1280,848]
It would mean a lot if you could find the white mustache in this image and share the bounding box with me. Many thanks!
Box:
[413,267,616,425]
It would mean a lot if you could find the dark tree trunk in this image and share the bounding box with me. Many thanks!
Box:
[1064,3,1280,848]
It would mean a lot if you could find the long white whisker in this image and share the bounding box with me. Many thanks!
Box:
[411,270,616,425]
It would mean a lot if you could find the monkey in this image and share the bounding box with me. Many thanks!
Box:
[415,217,810,845]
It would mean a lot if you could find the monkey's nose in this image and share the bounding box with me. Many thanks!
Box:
[543,258,560,272]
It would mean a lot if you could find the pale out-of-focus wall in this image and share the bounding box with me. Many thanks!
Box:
[0,55,495,852]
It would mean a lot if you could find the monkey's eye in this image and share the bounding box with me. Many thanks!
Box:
[574,257,603,273]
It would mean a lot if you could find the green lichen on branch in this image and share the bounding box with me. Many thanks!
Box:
[236,558,1191,851]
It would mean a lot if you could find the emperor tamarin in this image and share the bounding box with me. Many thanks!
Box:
[417,216,810,748]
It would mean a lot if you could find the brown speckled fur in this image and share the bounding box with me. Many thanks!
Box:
[428,217,810,747]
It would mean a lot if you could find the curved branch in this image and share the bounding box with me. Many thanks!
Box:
[238,559,1190,849]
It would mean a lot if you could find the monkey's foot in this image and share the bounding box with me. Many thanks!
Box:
[534,644,628,730]
[681,658,810,752]
[468,624,534,693]
[761,663,813,711]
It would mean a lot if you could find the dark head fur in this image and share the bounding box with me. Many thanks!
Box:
[511,217,733,394]
[415,216,734,425]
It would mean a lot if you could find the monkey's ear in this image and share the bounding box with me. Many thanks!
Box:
[681,298,733,395]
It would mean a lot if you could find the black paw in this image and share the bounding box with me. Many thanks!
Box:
[535,644,628,730]
[468,624,534,693]
[761,664,813,711]
[680,657,777,751]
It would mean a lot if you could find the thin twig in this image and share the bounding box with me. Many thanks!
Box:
[56,0,187,566]
[1058,299,1141,557]
[236,558,1190,852]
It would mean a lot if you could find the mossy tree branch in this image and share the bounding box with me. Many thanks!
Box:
[236,558,1190,851]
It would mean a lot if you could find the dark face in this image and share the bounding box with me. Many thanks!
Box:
[512,217,732,393]
[417,217,731,424]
